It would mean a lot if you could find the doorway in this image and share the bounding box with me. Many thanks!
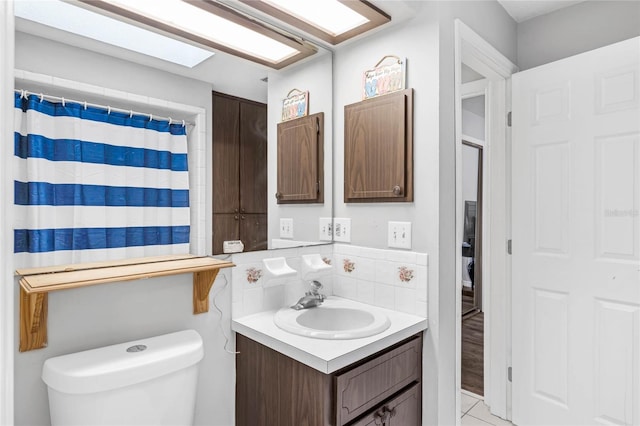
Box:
[455,19,518,422]
[461,97,485,397]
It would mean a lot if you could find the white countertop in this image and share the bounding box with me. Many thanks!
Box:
[232,296,428,374]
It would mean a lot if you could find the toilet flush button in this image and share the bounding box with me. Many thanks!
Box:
[126,344,147,353]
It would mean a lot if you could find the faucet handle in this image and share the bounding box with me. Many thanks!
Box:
[310,280,323,292]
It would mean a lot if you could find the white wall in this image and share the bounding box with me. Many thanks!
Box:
[333,1,516,423]
[267,52,333,246]
[12,32,265,426]
[517,0,640,70]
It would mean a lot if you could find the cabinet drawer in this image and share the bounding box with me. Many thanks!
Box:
[335,336,421,425]
[350,383,421,426]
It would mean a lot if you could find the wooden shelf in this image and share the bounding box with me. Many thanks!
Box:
[16,255,235,352]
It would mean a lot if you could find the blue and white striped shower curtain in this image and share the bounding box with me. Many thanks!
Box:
[13,92,190,267]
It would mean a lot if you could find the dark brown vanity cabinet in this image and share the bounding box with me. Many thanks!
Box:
[276,112,324,204]
[212,92,267,254]
[236,333,422,426]
[344,89,413,203]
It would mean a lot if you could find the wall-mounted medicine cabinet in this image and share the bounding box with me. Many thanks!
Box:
[344,89,413,203]
[276,112,324,204]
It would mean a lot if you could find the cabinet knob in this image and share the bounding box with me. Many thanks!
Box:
[275,192,282,200]
[234,208,239,214]
[241,208,246,213]
[234,215,239,220]
[241,215,246,220]
[392,185,402,195]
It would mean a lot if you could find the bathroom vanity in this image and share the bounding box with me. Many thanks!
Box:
[236,333,421,426]
[233,297,426,426]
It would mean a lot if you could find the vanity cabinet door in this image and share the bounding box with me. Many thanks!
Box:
[276,112,324,204]
[335,335,421,425]
[344,89,413,203]
[350,383,421,426]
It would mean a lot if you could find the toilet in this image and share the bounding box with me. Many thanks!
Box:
[42,330,204,426]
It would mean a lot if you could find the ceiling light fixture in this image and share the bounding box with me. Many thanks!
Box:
[77,0,317,69]
[240,0,390,45]
[14,0,215,68]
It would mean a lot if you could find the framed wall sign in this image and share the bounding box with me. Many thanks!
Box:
[281,88,309,121]
[362,55,406,99]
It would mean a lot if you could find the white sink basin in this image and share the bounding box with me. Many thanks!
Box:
[274,298,391,339]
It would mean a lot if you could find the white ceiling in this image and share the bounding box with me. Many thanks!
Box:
[497,0,585,23]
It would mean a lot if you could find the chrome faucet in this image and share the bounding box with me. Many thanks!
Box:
[291,280,325,310]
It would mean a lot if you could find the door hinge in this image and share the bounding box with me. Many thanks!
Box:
[507,239,512,255]
[316,181,320,194]
[316,117,320,134]
[508,366,512,382]
[507,111,512,127]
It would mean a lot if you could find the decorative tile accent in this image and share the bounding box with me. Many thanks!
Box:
[398,266,414,283]
[246,267,263,284]
[343,258,355,273]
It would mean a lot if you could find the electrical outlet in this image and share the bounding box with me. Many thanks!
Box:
[280,218,293,239]
[319,217,332,241]
[388,221,412,249]
[333,218,351,243]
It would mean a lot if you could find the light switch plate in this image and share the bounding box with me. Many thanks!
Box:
[388,221,412,249]
[333,218,351,243]
[319,217,332,241]
[280,218,293,239]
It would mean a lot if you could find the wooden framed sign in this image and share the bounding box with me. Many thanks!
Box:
[281,89,309,121]
[363,55,406,99]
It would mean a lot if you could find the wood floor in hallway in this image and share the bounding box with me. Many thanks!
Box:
[462,311,484,396]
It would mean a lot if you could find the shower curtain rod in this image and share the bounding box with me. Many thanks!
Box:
[14,89,195,126]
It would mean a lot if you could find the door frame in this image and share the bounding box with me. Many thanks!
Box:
[454,19,517,421]
[0,1,14,424]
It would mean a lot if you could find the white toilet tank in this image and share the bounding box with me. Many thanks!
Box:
[42,330,204,426]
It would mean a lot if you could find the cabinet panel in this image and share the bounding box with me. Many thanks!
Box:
[335,335,421,425]
[239,213,267,252]
[344,89,413,202]
[277,112,324,203]
[236,334,281,426]
[212,94,240,213]
[212,214,239,255]
[351,383,421,426]
[240,101,267,214]
[212,92,267,254]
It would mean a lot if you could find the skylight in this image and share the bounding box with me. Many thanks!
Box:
[240,0,391,45]
[14,0,215,68]
[104,0,299,63]
[263,0,369,36]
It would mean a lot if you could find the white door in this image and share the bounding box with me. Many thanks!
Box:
[512,37,640,426]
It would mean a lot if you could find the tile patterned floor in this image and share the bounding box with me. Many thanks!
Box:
[461,391,514,426]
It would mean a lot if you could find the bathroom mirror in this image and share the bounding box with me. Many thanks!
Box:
[14,0,333,253]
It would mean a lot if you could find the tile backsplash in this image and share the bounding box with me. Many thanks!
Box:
[230,244,427,319]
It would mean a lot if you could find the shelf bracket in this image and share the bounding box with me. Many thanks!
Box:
[19,287,48,352]
[193,269,221,314]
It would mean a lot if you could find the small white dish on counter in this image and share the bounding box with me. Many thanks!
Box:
[274,297,391,339]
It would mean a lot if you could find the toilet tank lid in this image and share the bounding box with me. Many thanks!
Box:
[42,330,203,395]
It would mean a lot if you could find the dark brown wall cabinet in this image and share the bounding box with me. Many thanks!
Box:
[236,333,422,426]
[276,112,324,204]
[212,92,267,254]
[344,89,413,202]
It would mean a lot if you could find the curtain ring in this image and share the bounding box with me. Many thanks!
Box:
[149,114,153,122]
[61,97,65,106]
[107,106,111,115]
[182,119,186,127]
[168,117,172,125]
[84,101,88,110]
[39,93,44,103]
[129,110,133,118]
[20,90,25,99]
